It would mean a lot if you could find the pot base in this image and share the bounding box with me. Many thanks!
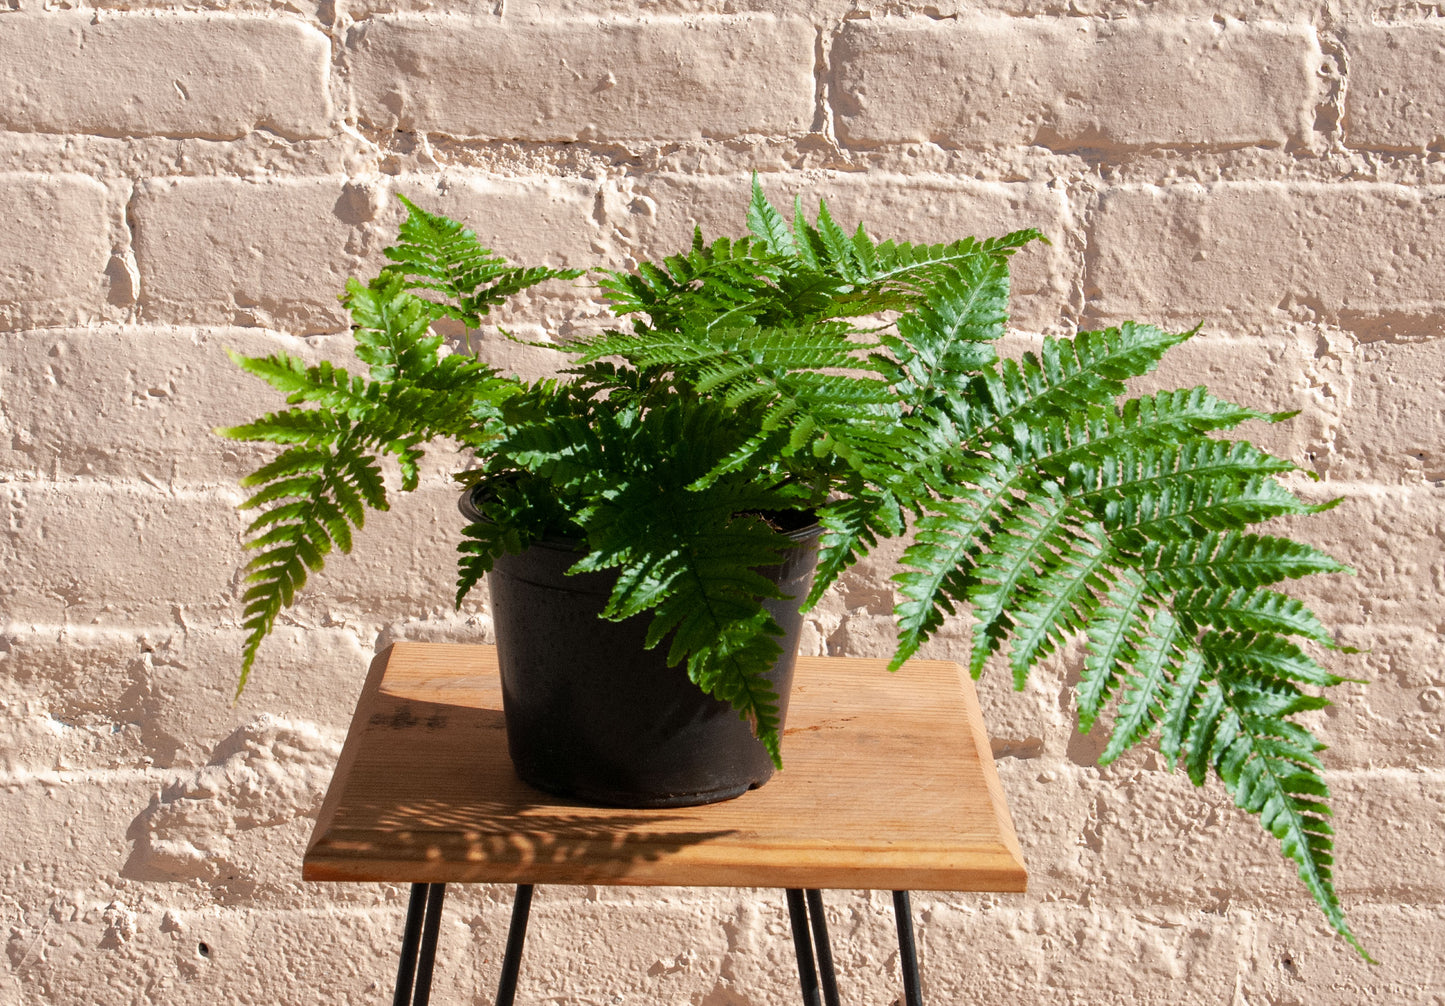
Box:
[512,768,769,809]
[485,526,820,810]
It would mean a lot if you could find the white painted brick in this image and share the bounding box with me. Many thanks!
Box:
[0,483,251,626]
[620,173,1077,332]
[0,624,371,771]
[1328,336,1445,485]
[1299,625,1445,771]
[387,173,603,270]
[914,898,1436,1005]
[1088,183,1445,329]
[1343,23,1445,152]
[0,894,404,1002]
[0,327,349,483]
[1274,484,1445,631]
[996,758,1442,913]
[1127,328,1321,464]
[0,11,334,140]
[348,14,816,141]
[0,173,111,330]
[132,176,363,334]
[0,478,479,630]
[832,16,1321,150]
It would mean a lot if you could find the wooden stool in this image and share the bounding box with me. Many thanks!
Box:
[305,643,1026,1004]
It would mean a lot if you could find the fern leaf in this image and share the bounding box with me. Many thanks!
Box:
[747,175,797,257]
[885,255,1010,401]
[806,493,901,608]
[1199,630,1344,688]
[1146,531,1350,592]
[1078,569,1152,731]
[234,432,382,694]
[1034,388,1278,474]
[1209,672,1373,961]
[889,461,1016,667]
[1174,586,1338,649]
[383,195,581,327]
[1008,521,1115,681]
[1158,646,1208,768]
[965,482,1082,678]
[1100,608,1184,763]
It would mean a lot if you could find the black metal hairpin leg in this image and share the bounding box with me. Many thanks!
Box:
[393,883,447,1006]
[785,889,823,1006]
[785,889,841,1006]
[804,890,842,1006]
[892,891,923,1006]
[495,884,534,1006]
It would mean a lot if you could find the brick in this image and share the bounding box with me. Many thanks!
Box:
[0,327,351,483]
[132,177,363,334]
[387,174,602,270]
[1127,328,1320,464]
[832,16,1321,151]
[620,173,1077,331]
[0,483,252,626]
[994,754,1445,912]
[0,11,333,140]
[0,768,166,903]
[0,624,371,771]
[908,898,1441,1005]
[0,892,404,1001]
[1273,484,1445,631]
[0,173,110,330]
[1298,624,1445,771]
[0,479,478,629]
[1343,23,1445,152]
[1328,336,1445,484]
[1088,183,1445,329]
[348,14,815,141]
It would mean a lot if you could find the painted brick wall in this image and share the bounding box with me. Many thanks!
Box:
[1,2,1441,1003]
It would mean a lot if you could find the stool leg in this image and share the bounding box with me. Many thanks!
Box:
[413,884,447,1006]
[785,889,823,1006]
[392,884,430,1006]
[803,890,841,1006]
[892,891,923,1006]
[495,884,534,1006]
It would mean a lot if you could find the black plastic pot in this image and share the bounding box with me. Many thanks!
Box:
[461,489,821,808]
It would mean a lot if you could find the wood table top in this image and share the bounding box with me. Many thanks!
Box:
[304,642,1027,892]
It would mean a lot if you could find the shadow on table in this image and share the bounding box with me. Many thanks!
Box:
[309,695,741,880]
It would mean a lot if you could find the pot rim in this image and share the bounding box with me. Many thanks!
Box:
[458,481,822,553]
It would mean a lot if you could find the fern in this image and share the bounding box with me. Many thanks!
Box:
[223,180,1367,959]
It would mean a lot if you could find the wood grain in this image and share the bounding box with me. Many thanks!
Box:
[305,643,1027,892]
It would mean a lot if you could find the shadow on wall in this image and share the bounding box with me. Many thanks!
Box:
[122,715,343,900]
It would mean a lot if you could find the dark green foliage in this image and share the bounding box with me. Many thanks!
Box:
[222,180,1367,959]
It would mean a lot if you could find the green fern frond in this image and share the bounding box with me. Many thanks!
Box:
[383,195,581,327]
[234,432,384,694]
[1008,521,1115,678]
[1145,531,1350,591]
[883,255,1011,400]
[1078,570,1153,731]
[747,175,797,258]
[1173,586,1338,649]
[1103,475,1323,541]
[1032,388,1278,473]
[806,493,902,609]
[965,482,1085,678]
[1100,608,1185,763]
[890,463,1016,668]
[1208,669,1374,961]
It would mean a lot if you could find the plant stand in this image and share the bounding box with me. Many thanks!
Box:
[305,643,1026,1005]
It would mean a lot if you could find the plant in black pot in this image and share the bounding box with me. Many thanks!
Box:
[221,180,1367,957]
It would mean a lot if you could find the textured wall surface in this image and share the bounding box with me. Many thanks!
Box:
[1,1,1442,1003]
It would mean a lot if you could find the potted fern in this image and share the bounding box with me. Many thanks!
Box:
[222,179,1367,957]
